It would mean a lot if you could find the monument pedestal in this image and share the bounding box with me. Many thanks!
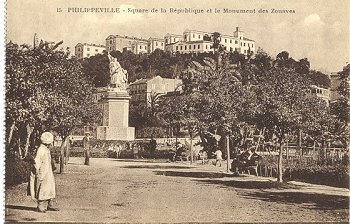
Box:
[96,90,135,141]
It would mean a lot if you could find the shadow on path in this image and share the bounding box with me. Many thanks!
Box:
[123,165,193,170]
[5,205,37,212]
[68,162,85,166]
[113,159,169,163]
[196,179,349,210]
[197,178,300,189]
[154,170,234,178]
[241,190,350,210]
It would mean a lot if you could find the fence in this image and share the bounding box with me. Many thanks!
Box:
[257,146,347,163]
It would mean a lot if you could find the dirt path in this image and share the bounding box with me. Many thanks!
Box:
[5,157,349,223]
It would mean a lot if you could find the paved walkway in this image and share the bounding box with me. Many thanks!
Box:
[5,157,349,223]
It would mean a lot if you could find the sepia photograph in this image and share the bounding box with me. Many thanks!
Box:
[4,0,350,223]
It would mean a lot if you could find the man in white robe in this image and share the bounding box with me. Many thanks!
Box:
[29,132,59,212]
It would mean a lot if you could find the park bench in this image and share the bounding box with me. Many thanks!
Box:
[231,154,262,176]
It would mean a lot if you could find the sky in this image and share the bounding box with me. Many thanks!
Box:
[6,0,350,72]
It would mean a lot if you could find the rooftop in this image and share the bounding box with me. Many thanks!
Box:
[243,37,254,42]
[76,43,106,48]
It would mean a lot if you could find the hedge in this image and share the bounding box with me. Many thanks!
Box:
[5,155,31,187]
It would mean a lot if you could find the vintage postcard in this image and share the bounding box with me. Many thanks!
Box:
[4,0,349,223]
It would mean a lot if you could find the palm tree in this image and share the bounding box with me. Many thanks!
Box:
[211,32,222,53]
[147,91,164,126]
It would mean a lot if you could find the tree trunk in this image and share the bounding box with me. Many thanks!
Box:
[20,124,34,160]
[297,129,302,158]
[226,136,230,173]
[255,127,265,151]
[60,136,67,174]
[190,136,193,165]
[312,141,316,161]
[17,137,22,158]
[286,140,289,166]
[277,142,283,183]
[7,121,16,145]
[65,137,70,165]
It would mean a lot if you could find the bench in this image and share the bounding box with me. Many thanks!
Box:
[231,155,261,176]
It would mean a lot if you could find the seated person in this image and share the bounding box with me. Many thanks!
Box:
[246,148,260,166]
[231,147,260,173]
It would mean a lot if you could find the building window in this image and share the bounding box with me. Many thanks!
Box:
[87,53,90,57]
[199,35,201,39]
[244,43,246,46]
[230,40,232,43]
[193,45,196,49]
[252,44,254,48]
[230,47,233,52]
[198,44,200,49]
[225,39,227,43]
[173,38,176,42]
[161,43,163,46]
[87,48,90,51]
[140,46,142,49]
[95,49,98,52]
[193,34,195,38]
[185,45,187,50]
[156,42,158,46]
[206,45,208,49]
[189,45,191,50]
[110,40,112,44]
[180,46,183,50]
[235,40,238,44]
[244,50,246,54]
[145,46,147,49]
[241,43,242,46]
[176,46,178,51]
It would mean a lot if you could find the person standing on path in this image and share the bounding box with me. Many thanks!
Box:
[150,137,157,159]
[83,132,91,165]
[213,148,223,167]
[28,132,59,213]
[132,143,140,159]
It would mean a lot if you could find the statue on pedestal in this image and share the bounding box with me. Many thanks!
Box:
[108,53,128,91]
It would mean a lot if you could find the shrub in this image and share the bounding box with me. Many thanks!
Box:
[284,164,349,188]
[5,155,31,187]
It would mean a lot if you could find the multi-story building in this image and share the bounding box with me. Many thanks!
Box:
[105,27,254,55]
[148,38,165,53]
[164,27,255,55]
[106,35,163,54]
[310,85,331,106]
[129,76,182,103]
[105,35,143,53]
[131,39,149,54]
[164,34,183,45]
[75,43,106,59]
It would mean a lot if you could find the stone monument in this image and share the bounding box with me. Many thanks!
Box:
[96,53,135,140]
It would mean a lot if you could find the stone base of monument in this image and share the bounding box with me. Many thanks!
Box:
[96,90,135,141]
[96,126,135,141]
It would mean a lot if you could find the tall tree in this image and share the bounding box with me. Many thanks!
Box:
[6,42,101,173]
